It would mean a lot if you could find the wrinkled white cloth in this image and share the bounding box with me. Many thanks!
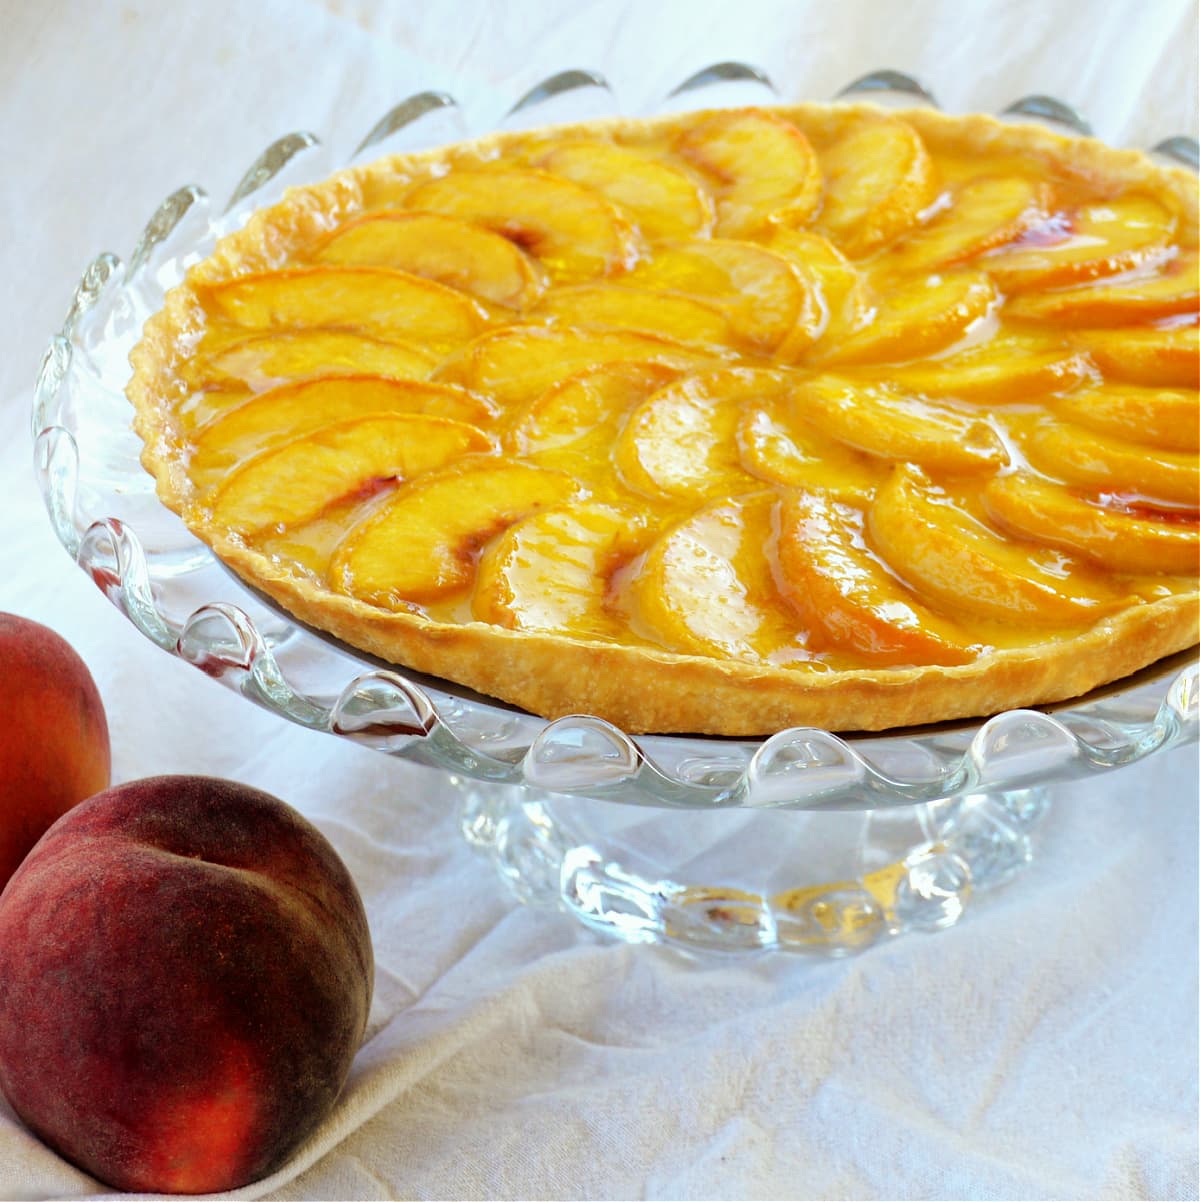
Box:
[1,1,1197,1199]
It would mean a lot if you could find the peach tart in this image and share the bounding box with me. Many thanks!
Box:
[128,104,1200,735]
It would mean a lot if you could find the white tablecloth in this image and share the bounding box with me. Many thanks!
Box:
[2,2,1197,1198]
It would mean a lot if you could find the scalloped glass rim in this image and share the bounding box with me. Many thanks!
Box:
[31,64,1200,815]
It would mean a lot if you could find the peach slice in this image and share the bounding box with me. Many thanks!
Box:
[981,196,1176,293]
[403,168,638,283]
[440,325,726,408]
[1019,416,1200,506]
[534,141,715,241]
[189,376,497,482]
[766,228,870,346]
[868,464,1128,625]
[881,175,1053,273]
[208,415,491,535]
[1054,385,1199,453]
[1004,248,1199,325]
[818,271,998,366]
[877,332,1095,403]
[984,472,1199,576]
[616,368,784,500]
[532,284,735,350]
[473,500,654,638]
[1069,325,1199,388]
[310,212,548,309]
[331,458,580,606]
[794,377,1009,472]
[626,238,819,355]
[737,399,883,504]
[675,108,822,238]
[200,267,489,353]
[776,490,973,665]
[506,360,680,480]
[628,493,805,662]
[186,329,440,395]
[814,113,939,258]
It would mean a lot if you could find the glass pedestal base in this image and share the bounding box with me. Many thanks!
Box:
[461,782,1050,955]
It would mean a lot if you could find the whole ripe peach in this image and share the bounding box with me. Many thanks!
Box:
[0,612,111,890]
[0,775,373,1194]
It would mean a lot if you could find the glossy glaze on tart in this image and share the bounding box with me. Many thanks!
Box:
[128,103,1200,735]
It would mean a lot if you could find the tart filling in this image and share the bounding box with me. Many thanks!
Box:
[128,103,1200,735]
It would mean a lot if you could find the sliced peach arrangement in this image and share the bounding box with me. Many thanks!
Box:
[629,493,810,664]
[1004,247,1198,326]
[185,328,440,397]
[1017,415,1199,506]
[188,376,495,483]
[818,271,998,365]
[676,108,822,237]
[876,333,1094,403]
[616,368,784,500]
[438,324,727,408]
[812,111,939,258]
[984,473,1198,577]
[330,459,580,607]
[775,490,974,666]
[1052,384,1199,452]
[1069,325,1199,388]
[474,500,654,639]
[532,283,735,349]
[506,360,680,483]
[981,195,1177,292]
[534,140,715,241]
[125,101,1199,734]
[200,266,489,352]
[766,227,869,346]
[793,377,1009,473]
[879,175,1053,274]
[208,415,491,535]
[403,168,639,282]
[868,465,1129,626]
[627,237,819,355]
[311,211,549,309]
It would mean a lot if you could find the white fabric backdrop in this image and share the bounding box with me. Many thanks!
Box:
[1,1,1197,1198]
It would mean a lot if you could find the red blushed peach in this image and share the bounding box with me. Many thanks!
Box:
[0,612,111,889]
[0,775,373,1194]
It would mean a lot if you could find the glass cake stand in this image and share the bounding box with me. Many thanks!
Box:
[32,66,1199,955]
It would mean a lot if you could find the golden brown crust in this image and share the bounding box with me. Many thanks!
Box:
[126,102,1200,736]
[209,530,1199,734]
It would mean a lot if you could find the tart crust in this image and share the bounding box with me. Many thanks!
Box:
[128,103,1200,736]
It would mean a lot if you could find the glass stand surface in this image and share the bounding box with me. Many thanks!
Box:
[32,66,1199,957]
[461,781,1051,953]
